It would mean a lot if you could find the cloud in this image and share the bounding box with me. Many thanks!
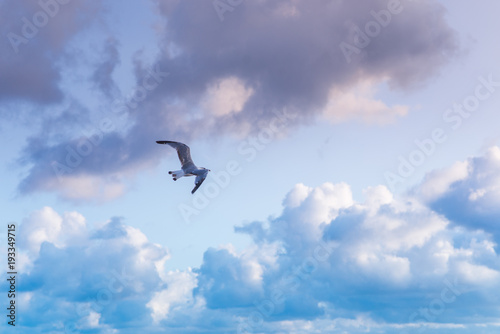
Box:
[17,130,153,203]
[28,173,126,202]
[3,207,237,333]
[92,38,121,98]
[19,206,87,257]
[194,150,500,330]
[9,209,171,332]
[420,146,500,243]
[418,160,470,202]
[147,269,198,323]
[202,76,255,117]
[456,261,500,286]
[0,0,102,104]
[194,244,269,309]
[148,0,457,131]
[14,0,459,201]
[322,80,409,124]
[6,146,500,333]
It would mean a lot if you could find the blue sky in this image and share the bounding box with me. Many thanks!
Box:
[1,0,500,333]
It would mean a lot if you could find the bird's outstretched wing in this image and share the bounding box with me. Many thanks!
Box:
[156,140,196,170]
[191,172,208,194]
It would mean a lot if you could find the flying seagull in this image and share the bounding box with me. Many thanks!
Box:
[156,140,210,194]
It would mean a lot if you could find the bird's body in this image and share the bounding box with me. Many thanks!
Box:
[156,140,210,194]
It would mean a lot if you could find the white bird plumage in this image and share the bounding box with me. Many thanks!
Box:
[156,140,210,194]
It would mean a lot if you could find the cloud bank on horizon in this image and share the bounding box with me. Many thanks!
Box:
[3,148,500,333]
[0,0,459,201]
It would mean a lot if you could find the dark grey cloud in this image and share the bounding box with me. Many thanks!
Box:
[92,38,121,98]
[0,0,101,104]
[151,0,458,114]
[15,0,460,200]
